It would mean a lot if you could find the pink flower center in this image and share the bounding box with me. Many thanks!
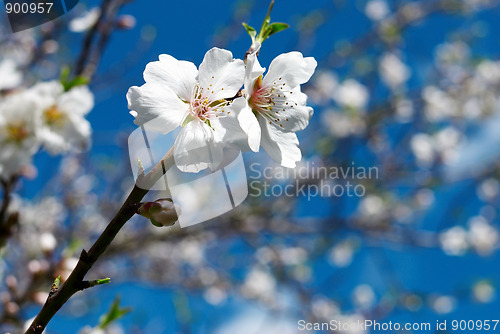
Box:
[188,85,230,124]
[248,75,298,128]
[190,97,215,121]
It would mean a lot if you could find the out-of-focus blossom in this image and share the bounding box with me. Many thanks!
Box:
[400,2,424,21]
[69,8,100,32]
[39,232,57,252]
[358,195,385,219]
[422,86,458,121]
[179,239,205,266]
[334,79,369,111]
[477,178,499,201]
[394,98,414,122]
[411,127,461,166]
[365,0,390,21]
[0,30,36,66]
[402,294,423,311]
[328,239,356,267]
[321,109,365,138]
[0,91,40,179]
[435,127,461,164]
[41,40,59,55]
[311,296,340,320]
[31,81,93,154]
[440,226,468,256]
[430,295,457,314]
[78,325,124,334]
[116,15,136,30]
[78,327,105,334]
[278,247,307,265]
[379,52,410,90]
[468,216,498,255]
[306,71,337,105]
[473,280,495,303]
[415,188,435,209]
[435,41,470,67]
[204,286,227,305]
[16,196,66,231]
[477,60,500,84]
[0,59,22,90]
[242,267,276,299]
[353,284,376,309]
[60,257,79,280]
[245,46,316,168]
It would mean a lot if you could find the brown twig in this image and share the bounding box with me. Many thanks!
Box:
[25,147,174,334]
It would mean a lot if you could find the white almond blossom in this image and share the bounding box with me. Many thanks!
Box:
[31,81,93,154]
[69,8,101,33]
[468,216,498,255]
[379,52,410,90]
[0,59,23,90]
[439,226,468,256]
[334,79,369,111]
[127,47,254,172]
[0,91,40,179]
[365,0,390,21]
[244,46,317,168]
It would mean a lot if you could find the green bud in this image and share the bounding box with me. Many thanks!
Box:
[244,0,289,48]
[242,22,257,44]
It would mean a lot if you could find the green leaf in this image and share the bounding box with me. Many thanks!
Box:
[59,66,70,85]
[98,297,131,329]
[248,0,289,47]
[260,22,289,41]
[90,277,111,287]
[242,22,256,42]
[262,0,274,29]
[64,76,89,91]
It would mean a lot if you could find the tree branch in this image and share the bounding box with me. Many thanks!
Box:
[25,147,174,334]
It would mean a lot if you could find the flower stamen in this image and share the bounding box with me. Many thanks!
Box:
[44,105,67,128]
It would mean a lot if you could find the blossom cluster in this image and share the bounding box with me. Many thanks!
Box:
[0,75,94,180]
[127,44,317,172]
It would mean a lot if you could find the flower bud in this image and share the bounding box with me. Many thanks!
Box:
[138,198,178,227]
[116,15,136,30]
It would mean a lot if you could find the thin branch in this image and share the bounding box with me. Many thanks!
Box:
[25,147,174,334]
[0,176,16,225]
[74,0,114,76]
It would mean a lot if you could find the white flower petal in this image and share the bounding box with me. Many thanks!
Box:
[69,8,100,32]
[127,83,187,134]
[143,54,198,101]
[198,47,244,101]
[31,81,64,109]
[0,59,22,90]
[215,97,260,152]
[263,52,317,89]
[39,128,71,153]
[174,120,223,173]
[244,43,265,97]
[269,87,313,132]
[258,116,301,168]
[0,149,33,179]
[58,85,94,116]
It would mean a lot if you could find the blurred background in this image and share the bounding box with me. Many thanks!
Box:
[1,0,500,333]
